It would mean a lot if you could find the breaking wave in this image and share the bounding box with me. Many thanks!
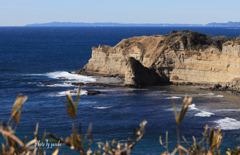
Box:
[198,93,224,98]
[43,83,75,87]
[49,89,88,97]
[214,117,240,130]
[164,96,182,99]
[94,107,111,109]
[214,109,240,112]
[188,104,214,117]
[46,71,96,83]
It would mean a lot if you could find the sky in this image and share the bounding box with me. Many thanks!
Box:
[0,0,240,26]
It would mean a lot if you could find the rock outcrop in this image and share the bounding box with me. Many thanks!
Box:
[124,57,166,86]
[76,30,240,90]
[222,41,240,56]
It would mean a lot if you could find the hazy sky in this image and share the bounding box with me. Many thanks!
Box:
[0,0,240,26]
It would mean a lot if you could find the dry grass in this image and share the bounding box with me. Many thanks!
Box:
[1,84,240,154]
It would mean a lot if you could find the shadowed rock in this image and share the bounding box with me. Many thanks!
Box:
[124,57,164,86]
[87,90,107,95]
[71,82,85,86]
[43,83,55,86]
[85,83,116,88]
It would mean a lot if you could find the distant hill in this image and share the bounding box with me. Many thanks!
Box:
[25,21,240,27]
[25,22,203,27]
[205,21,240,27]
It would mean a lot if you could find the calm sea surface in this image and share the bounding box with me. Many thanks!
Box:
[1,27,240,154]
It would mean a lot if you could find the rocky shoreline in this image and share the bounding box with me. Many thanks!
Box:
[75,30,240,94]
[43,78,240,96]
[43,30,240,95]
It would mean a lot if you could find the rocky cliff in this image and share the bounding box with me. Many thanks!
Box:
[76,30,240,90]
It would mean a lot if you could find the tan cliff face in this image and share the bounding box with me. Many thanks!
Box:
[168,51,240,83]
[76,30,240,88]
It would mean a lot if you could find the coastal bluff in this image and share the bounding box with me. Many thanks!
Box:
[76,30,240,90]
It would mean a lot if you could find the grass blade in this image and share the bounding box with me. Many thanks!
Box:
[171,99,179,124]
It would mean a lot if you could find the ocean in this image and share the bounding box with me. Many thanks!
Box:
[1,27,240,154]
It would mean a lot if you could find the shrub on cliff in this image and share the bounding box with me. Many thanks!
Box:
[226,37,240,45]
[165,30,228,52]
[211,36,227,50]
[164,30,209,51]
[186,31,210,50]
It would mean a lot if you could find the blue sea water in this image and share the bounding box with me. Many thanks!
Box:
[1,27,240,154]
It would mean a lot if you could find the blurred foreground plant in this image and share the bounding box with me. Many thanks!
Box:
[2,89,240,155]
[0,94,54,155]
[48,86,147,155]
[0,86,146,155]
[172,96,192,146]
[160,95,226,155]
[95,120,147,155]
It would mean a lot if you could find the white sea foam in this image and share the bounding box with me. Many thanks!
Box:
[206,93,215,96]
[82,101,98,105]
[44,83,75,87]
[24,73,46,76]
[214,109,240,112]
[94,107,111,109]
[188,104,214,117]
[205,94,224,98]
[165,96,182,99]
[214,117,240,130]
[54,89,87,97]
[46,71,96,83]
[165,103,196,112]
[28,82,42,85]
[188,104,198,110]
[195,111,214,117]
[163,93,223,98]
[197,93,224,98]
[165,103,214,117]
[165,107,182,111]
[214,95,225,98]
[126,88,148,91]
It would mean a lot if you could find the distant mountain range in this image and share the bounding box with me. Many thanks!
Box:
[25,21,240,27]
[205,21,240,27]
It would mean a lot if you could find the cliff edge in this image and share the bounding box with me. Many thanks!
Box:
[76,30,240,90]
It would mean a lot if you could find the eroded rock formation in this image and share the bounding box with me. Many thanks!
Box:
[76,30,240,89]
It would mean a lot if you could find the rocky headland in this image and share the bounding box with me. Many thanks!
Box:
[76,30,240,92]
